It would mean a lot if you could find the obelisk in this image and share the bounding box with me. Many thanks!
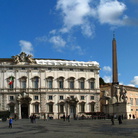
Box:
[112,33,119,97]
[112,34,119,85]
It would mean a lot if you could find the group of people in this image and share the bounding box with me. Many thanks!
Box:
[111,115,123,125]
[30,114,36,123]
[63,114,70,122]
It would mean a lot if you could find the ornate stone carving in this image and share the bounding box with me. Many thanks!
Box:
[114,85,128,103]
[12,52,36,64]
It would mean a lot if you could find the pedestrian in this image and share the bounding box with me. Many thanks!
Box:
[47,114,49,121]
[67,115,70,122]
[111,115,114,125]
[32,114,36,123]
[129,114,131,119]
[63,114,65,121]
[44,113,46,121]
[9,117,13,128]
[118,115,122,124]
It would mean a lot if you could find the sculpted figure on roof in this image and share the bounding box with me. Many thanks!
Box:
[12,52,36,64]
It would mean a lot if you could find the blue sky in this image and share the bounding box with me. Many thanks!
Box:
[0,0,138,87]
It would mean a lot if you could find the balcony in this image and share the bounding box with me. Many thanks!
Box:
[0,87,100,94]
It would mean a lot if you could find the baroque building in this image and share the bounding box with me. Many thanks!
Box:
[0,52,100,119]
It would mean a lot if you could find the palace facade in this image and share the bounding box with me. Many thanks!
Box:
[0,52,100,119]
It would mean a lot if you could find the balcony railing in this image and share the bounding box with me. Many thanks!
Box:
[0,87,100,93]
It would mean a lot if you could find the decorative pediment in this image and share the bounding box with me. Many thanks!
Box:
[12,52,36,65]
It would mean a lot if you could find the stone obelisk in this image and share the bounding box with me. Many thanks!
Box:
[112,34,119,97]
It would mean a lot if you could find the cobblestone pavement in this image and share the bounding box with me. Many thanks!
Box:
[0,119,138,138]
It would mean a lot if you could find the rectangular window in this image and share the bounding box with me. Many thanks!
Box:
[48,81,53,88]
[9,68,13,70]
[48,67,52,70]
[70,68,74,71]
[80,104,85,112]
[81,96,84,100]
[136,98,138,105]
[59,68,63,70]
[70,81,74,89]
[60,105,64,113]
[33,77,39,89]
[60,96,64,100]
[22,68,25,70]
[90,82,95,89]
[10,105,14,113]
[90,104,95,112]
[49,104,53,113]
[34,67,38,70]
[34,96,39,100]
[9,96,14,101]
[80,69,84,71]
[21,81,26,89]
[70,96,74,99]
[35,104,39,113]
[9,83,14,89]
[49,95,53,100]
[130,98,133,105]
[80,82,84,89]
[90,96,94,100]
[59,81,63,89]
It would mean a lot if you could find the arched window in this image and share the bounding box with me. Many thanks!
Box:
[68,77,75,89]
[20,76,27,89]
[47,77,53,89]
[89,78,95,89]
[79,77,85,89]
[58,77,64,89]
[32,76,39,89]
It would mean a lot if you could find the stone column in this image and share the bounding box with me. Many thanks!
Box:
[18,102,21,119]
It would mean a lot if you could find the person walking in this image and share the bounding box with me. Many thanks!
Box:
[118,115,122,124]
[9,117,13,128]
[111,115,115,125]
[67,115,70,122]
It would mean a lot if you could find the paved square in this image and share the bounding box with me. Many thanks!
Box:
[0,119,138,138]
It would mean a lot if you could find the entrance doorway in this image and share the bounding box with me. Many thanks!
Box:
[70,105,76,118]
[21,103,28,118]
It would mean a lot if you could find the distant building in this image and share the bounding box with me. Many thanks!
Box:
[100,84,138,119]
[0,52,100,119]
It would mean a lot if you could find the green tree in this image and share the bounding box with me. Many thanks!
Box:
[99,77,106,86]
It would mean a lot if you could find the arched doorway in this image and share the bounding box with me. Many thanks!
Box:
[21,103,28,118]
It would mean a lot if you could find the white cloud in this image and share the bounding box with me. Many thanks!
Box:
[19,40,33,55]
[35,36,47,42]
[56,0,95,37]
[97,0,127,25]
[103,75,111,83]
[49,35,66,48]
[130,76,138,86]
[103,66,112,73]
[49,29,57,35]
[70,45,85,55]
[56,0,130,37]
